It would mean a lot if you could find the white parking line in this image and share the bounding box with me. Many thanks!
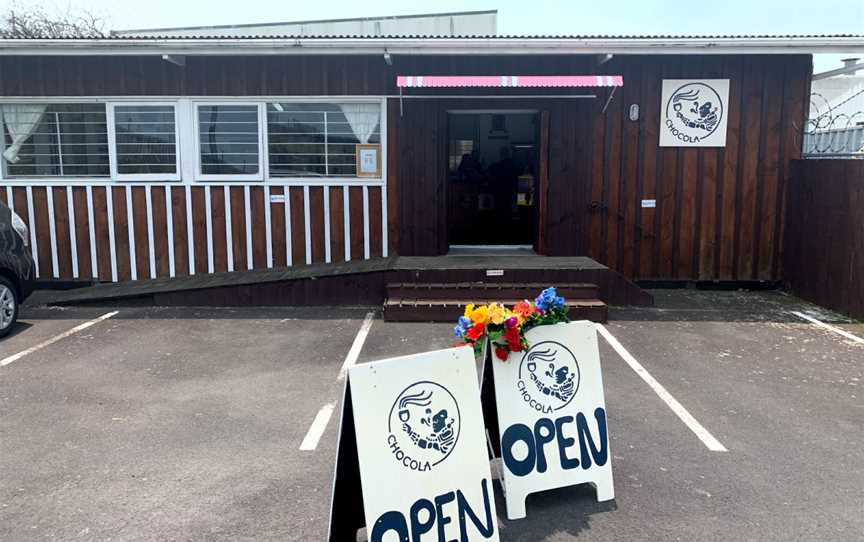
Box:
[338,312,375,380]
[1,311,119,368]
[791,311,864,345]
[595,323,729,452]
[299,402,337,451]
[300,312,375,451]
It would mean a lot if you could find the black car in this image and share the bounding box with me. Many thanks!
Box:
[0,200,36,338]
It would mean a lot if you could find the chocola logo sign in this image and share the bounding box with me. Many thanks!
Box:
[659,79,730,148]
[517,341,581,414]
[387,381,461,472]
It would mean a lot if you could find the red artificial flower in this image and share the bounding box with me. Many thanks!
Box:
[466,323,486,341]
[504,327,522,352]
[495,347,508,360]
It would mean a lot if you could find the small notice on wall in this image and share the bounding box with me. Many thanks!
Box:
[356,144,381,177]
[659,79,730,148]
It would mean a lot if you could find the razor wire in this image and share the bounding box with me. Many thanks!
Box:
[803,89,864,157]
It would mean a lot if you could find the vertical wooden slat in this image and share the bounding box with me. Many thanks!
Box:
[736,56,764,280]
[719,56,745,280]
[250,186,267,269]
[536,110,550,254]
[230,186,246,271]
[308,187,326,264]
[151,186,170,278]
[620,61,641,278]
[171,186,189,277]
[676,149,698,279]
[32,188,52,279]
[289,187,305,266]
[91,187,112,281]
[387,99,399,255]
[52,187,72,279]
[329,186,345,263]
[210,186,228,273]
[132,187,149,280]
[112,186,131,282]
[638,58,661,279]
[756,57,785,281]
[191,187,208,275]
[269,187,287,267]
[368,186,383,258]
[71,187,91,280]
[604,76,623,271]
[349,187,364,262]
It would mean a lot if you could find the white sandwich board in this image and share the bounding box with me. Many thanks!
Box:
[490,321,614,519]
[328,346,499,542]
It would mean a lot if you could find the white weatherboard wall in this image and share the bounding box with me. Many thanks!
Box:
[348,347,499,542]
[492,321,614,519]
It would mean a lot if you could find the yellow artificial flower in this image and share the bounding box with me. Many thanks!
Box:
[463,303,475,318]
[468,304,490,325]
[487,303,507,325]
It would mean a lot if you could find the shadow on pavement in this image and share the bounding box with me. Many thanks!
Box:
[494,482,617,541]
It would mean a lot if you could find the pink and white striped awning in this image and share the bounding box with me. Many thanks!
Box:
[396,75,624,88]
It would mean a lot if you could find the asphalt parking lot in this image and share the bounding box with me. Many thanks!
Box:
[1,290,862,541]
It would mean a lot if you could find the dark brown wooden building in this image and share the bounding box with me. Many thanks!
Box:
[0,34,859,287]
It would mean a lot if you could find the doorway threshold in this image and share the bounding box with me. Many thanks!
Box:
[448,245,536,256]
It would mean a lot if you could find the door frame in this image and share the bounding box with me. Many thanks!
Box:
[443,108,547,252]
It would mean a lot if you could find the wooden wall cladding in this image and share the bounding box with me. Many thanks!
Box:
[0,184,386,282]
[387,54,812,281]
[785,160,864,319]
[1,53,813,282]
[562,54,812,281]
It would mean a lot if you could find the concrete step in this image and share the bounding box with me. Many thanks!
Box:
[383,298,608,323]
[385,282,600,301]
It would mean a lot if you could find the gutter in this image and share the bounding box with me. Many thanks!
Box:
[1,37,864,56]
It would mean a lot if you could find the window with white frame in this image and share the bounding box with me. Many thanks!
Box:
[196,104,262,178]
[1,103,109,177]
[110,104,180,179]
[267,102,381,178]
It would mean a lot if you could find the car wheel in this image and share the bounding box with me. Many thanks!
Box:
[0,277,18,339]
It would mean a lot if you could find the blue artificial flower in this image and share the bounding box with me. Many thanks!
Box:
[554,296,566,309]
[454,315,472,339]
[535,287,558,310]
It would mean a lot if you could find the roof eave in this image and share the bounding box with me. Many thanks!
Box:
[2,37,864,55]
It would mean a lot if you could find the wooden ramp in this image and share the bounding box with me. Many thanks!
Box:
[36,255,653,316]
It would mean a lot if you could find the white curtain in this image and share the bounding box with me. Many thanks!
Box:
[339,103,380,144]
[1,104,47,163]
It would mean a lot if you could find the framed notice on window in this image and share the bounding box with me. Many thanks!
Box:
[356,144,381,178]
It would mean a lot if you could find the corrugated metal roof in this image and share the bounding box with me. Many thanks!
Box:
[1,33,863,40]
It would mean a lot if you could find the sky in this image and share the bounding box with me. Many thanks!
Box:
[9,0,864,71]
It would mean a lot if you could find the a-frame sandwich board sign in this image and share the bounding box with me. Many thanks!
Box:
[328,346,500,542]
[489,321,614,520]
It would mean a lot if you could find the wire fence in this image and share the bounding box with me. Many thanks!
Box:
[802,88,864,158]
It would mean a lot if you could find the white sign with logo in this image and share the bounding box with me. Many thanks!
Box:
[491,321,614,519]
[659,79,730,147]
[330,346,499,542]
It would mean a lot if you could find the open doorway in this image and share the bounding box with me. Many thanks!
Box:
[447,111,539,247]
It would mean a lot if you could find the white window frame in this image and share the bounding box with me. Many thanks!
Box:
[0,96,387,186]
[0,100,111,181]
[264,98,386,183]
[107,101,182,182]
[193,101,266,182]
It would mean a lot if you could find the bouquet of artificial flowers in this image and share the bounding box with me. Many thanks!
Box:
[454,286,569,360]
